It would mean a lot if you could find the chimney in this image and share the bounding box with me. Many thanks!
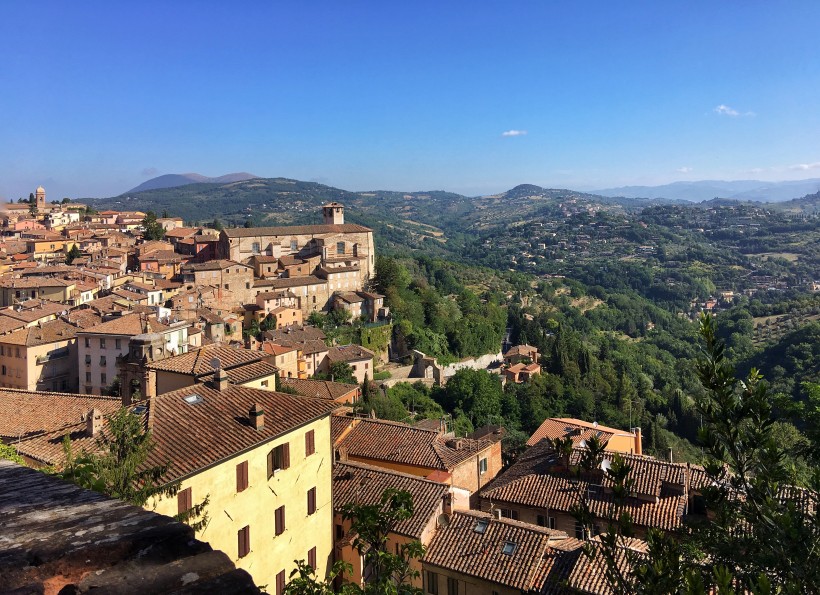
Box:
[214,367,229,391]
[249,403,264,430]
[86,408,102,437]
[633,427,642,456]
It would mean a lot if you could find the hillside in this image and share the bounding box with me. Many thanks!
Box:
[595,178,820,202]
[127,172,259,193]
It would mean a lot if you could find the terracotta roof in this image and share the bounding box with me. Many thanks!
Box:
[527,418,630,448]
[479,442,688,532]
[261,342,298,356]
[326,344,374,363]
[143,383,337,481]
[163,227,199,238]
[424,510,577,591]
[505,344,538,356]
[146,344,267,376]
[199,360,279,385]
[0,389,121,465]
[280,377,358,402]
[3,300,66,323]
[62,309,103,329]
[0,277,73,288]
[333,461,449,539]
[335,417,495,471]
[77,313,172,337]
[335,291,365,304]
[266,324,326,342]
[224,223,371,237]
[0,319,77,346]
[0,315,26,335]
[183,259,249,272]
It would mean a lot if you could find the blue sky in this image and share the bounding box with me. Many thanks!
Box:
[2,1,820,199]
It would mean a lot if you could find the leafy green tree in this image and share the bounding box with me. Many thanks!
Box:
[59,408,209,531]
[328,361,356,384]
[142,210,165,241]
[438,369,503,428]
[211,218,224,231]
[0,442,25,464]
[65,244,82,265]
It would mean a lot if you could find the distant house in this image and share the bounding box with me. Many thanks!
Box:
[503,362,541,383]
[527,417,643,454]
[503,344,539,365]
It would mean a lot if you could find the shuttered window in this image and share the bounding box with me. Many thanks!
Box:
[307,487,316,515]
[276,570,285,595]
[275,505,286,535]
[308,546,317,570]
[236,460,249,492]
[177,487,192,515]
[267,443,290,478]
[305,429,315,456]
[238,525,250,558]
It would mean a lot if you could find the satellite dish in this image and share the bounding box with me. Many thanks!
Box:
[210,357,222,371]
[578,439,587,449]
[600,459,612,472]
[437,513,451,528]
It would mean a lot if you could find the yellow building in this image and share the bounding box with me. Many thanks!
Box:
[146,379,338,591]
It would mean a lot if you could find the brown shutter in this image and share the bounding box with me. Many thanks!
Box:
[308,487,316,515]
[275,506,284,535]
[267,449,273,478]
[308,546,316,570]
[237,461,248,492]
[305,430,315,456]
[177,487,191,515]
[238,526,250,558]
[283,442,290,469]
[276,570,285,595]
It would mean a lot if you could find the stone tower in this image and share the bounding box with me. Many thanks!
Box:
[35,186,46,211]
[322,202,344,225]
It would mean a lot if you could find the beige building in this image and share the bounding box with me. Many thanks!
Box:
[180,260,255,308]
[77,313,190,395]
[0,320,77,392]
[322,344,375,384]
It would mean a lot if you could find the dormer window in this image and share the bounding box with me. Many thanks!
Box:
[501,541,517,556]
[473,519,489,534]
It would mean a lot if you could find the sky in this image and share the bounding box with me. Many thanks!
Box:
[2,1,820,199]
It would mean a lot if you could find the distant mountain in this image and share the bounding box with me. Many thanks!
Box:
[594,179,820,202]
[127,172,259,194]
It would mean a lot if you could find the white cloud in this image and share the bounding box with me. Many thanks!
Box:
[714,104,755,117]
[501,130,527,137]
[676,167,693,174]
[789,162,820,171]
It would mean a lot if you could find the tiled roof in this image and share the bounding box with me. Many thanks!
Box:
[0,319,77,346]
[0,315,26,335]
[335,417,494,471]
[327,344,374,363]
[479,442,688,532]
[424,510,577,591]
[333,461,449,539]
[224,223,371,237]
[527,418,625,448]
[183,259,249,272]
[163,227,199,238]
[271,338,329,356]
[198,360,279,385]
[0,389,121,465]
[3,300,66,323]
[261,342,298,356]
[77,313,172,336]
[143,383,337,481]
[147,344,267,375]
[266,324,326,342]
[62,309,103,329]
[280,377,358,402]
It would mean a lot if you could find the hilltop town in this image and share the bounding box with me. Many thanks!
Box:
[0,189,815,593]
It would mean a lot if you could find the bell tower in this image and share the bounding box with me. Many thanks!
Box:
[35,186,46,211]
[322,202,344,225]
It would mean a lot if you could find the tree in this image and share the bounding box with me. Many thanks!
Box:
[284,489,423,594]
[586,314,820,593]
[66,244,82,265]
[142,210,165,241]
[62,197,71,204]
[59,408,208,531]
[326,361,356,385]
[28,201,38,216]
[211,218,223,232]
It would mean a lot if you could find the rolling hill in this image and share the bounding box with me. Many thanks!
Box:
[127,172,259,194]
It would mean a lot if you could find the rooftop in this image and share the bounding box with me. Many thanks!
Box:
[224,223,371,238]
[279,377,359,402]
[146,344,267,376]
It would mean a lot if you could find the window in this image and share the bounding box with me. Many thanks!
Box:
[447,577,459,595]
[276,570,285,595]
[307,546,316,570]
[479,457,488,475]
[500,508,519,520]
[236,460,249,492]
[84,337,90,348]
[261,380,268,387]
[290,240,298,251]
[267,443,290,477]
[550,516,556,529]
[336,241,345,255]
[426,571,439,595]
[473,519,489,534]
[177,487,192,515]
[1,366,5,376]
[252,242,260,254]
[115,338,121,349]
[502,541,518,556]
[238,525,250,558]
[100,338,106,349]
[100,356,106,366]
[305,430,315,456]
[537,514,546,527]
[85,372,91,382]
[101,373,107,385]
[85,354,91,365]
[307,487,316,515]
[275,505,286,535]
